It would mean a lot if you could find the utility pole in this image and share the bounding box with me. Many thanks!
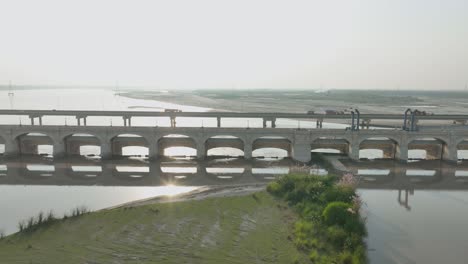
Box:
[8,81,14,109]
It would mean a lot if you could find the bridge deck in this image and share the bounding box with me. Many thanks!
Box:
[1,109,468,120]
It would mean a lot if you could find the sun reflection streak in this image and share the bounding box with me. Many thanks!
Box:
[138,185,197,198]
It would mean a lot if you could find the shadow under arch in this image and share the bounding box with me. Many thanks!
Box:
[311,137,350,155]
[158,134,197,158]
[408,137,448,160]
[252,136,291,159]
[359,137,399,160]
[110,133,149,157]
[15,132,54,156]
[0,134,5,154]
[457,139,468,161]
[63,133,102,157]
[205,135,245,158]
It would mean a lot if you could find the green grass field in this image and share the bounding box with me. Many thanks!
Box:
[0,192,307,264]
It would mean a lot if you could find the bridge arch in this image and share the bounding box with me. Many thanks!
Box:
[358,137,399,160]
[456,138,468,161]
[204,135,245,158]
[0,134,5,154]
[158,134,197,158]
[63,133,102,157]
[311,137,349,155]
[110,134,149,157]
[407,137,448,160]
[252,136,291,159]
[15,132,54,156]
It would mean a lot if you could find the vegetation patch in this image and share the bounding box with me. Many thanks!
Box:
[267,173,367,264]
[0,192,307,264]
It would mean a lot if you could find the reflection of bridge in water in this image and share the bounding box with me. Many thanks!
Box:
[343,159,468,210]
[0,157,314,187]
[1,157,467,189]
[2,157,468,210]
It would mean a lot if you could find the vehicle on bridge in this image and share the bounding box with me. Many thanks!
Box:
[325,109,345,115]
[164,109,182,113]
[413,110,434,116]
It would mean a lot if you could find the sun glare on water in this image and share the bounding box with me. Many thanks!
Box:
[137,185,197,198]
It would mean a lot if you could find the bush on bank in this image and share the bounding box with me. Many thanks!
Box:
[267,174,367,264]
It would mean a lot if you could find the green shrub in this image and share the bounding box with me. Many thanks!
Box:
[352,245,367,264]
[267,173,367,263]
[343,216,367,237]
[266,182,282,195]
[321,185,355,204]
[338,251,354,264]
[327,225,347,249]
[298,202,323,222]
[322,202,352,226]
[309,250,319,262]
[293,220,315,249]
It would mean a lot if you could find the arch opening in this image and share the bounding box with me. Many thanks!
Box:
[205,135,245,158]
[311,137,349,155]
[111,134,149,157]
[457,140,468,160]
[359,137,398,160]
[252,148,288,159]
[408,138,447,160]
[359,149,385,159]
[79,145,101,157]
[252,137,291,159]
[121,146,149,157]
[207,147,244,157]
[158,135,197,158]
[0,136,5,154]
[64,133,101,158]
[311,148,342,154]
[16,133,54,157]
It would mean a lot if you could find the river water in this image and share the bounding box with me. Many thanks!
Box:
[1,88,468,264]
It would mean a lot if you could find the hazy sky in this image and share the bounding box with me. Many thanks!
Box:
[1,0,467,89]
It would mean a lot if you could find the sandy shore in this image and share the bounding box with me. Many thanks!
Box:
[109,183,268,209]
[120,90,463,127]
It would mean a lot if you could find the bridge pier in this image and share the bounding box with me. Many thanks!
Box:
[197,141,206,159]
[122,117,132,127]
[53,141,66,158]
[292,142,311,163]
[4,140,19,157]
[75,116,87,126]
[395,145,408,162]
[443,143,458,163]
[148,144,158,160]
[244,144,252,159]
[262,118,276,128]
[349,142,360,161]
[101,143,112,159]
[316,118,323,128]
